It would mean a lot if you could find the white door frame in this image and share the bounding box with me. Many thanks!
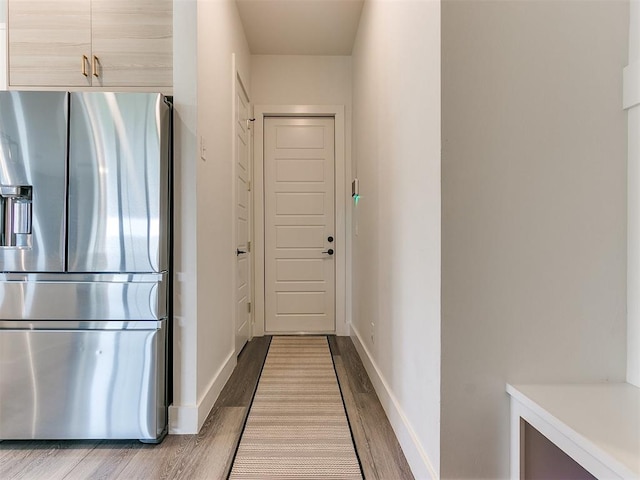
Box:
[253,105,348,337]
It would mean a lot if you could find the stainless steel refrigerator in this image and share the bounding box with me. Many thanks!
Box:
[0,92,172,442]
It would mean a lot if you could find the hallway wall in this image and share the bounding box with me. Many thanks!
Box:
[351,1,441,478]
[171,0,199,432]
[441,1,629,477]
[195,0,250,430]
[170,0,251,433]
[251,55,351,107]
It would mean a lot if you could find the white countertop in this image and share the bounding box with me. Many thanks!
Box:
[507,383,640,479]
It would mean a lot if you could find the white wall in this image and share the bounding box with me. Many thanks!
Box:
[626,0,640,387]
[170,0,199,432]
[170,0,251,433]
[351,1,441,478]
[441,1,629,478]
[195,0,250,427]
[251,55,351,106]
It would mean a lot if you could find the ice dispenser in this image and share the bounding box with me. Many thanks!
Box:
[0,185,32,247]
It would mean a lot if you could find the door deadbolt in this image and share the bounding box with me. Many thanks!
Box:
[328,236,334,243]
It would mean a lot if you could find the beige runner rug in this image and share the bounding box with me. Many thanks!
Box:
[229,336,363,479]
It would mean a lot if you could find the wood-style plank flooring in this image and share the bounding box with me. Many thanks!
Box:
[0,336,413,480]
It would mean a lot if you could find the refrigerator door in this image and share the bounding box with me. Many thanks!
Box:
[0,92,68,272]
[68,93,171,273]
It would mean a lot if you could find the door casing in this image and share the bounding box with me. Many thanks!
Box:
[253,105,349,337]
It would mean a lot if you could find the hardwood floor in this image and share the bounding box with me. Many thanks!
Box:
[0,336,413,480]
[328,336,414,480]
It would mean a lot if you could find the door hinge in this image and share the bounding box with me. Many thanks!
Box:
[247,302,252,313]
[247,241,251,252]
[248,180,251,192]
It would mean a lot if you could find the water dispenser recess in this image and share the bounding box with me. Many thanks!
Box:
[0,185,33,248]
[14,200,32,234]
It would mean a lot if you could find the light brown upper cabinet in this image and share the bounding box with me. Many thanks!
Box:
[8,0,172,89]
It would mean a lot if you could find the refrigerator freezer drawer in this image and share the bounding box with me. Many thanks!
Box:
[0,274,167,321]
[0,320,166,441]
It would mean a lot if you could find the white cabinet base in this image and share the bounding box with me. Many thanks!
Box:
[507,383,640,479]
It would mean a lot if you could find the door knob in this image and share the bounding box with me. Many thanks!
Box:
[322,248,334,255]
[236,249,247,256]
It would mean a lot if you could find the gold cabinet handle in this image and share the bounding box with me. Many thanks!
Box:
[82,55,89,77]
[92,55,99,78]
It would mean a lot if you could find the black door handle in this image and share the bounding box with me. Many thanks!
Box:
[322,248,334,255]
[236,249,247,256]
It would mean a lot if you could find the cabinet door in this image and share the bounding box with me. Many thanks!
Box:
[91,0,172,88]
[8,0,91,87]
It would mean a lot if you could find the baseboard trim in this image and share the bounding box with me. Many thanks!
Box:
[168,350,237,434]
[197,350,237,428]
[168,403,198,434]
[351,326,438,480]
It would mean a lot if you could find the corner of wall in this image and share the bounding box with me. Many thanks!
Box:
[626,0,640,388]
[171,0,200,432]
[169,350,236,434]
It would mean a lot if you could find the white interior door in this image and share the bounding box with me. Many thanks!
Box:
[264,117,336,333]
[235,78,251,354]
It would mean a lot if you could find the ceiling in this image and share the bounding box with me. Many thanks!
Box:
[236,0,365,55]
